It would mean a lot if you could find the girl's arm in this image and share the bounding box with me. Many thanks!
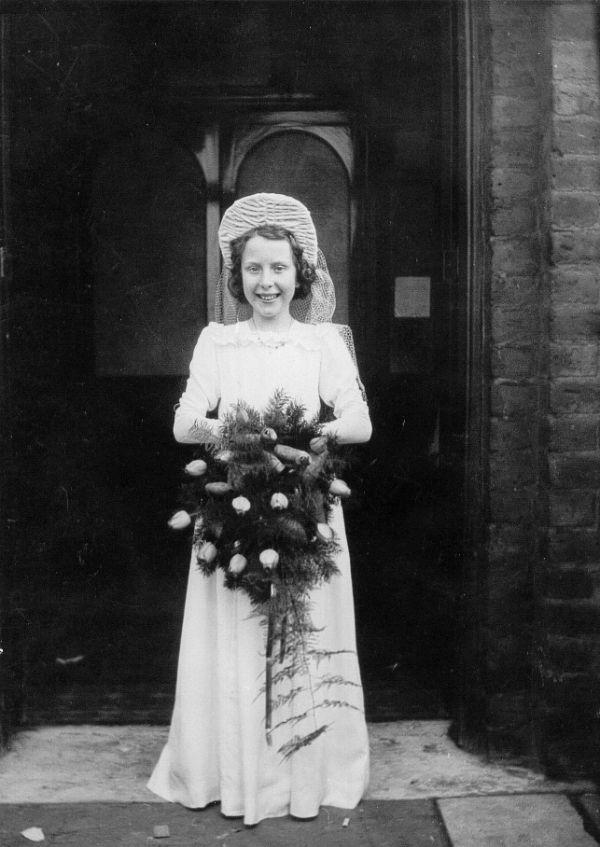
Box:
[318,326,372,445]
[173,325,222,444]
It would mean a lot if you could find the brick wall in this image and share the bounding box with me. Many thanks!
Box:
[486,0,551,760]
[543,1,600,776]
[484,0,600,776]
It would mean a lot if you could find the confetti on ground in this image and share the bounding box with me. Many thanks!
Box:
[20,828,45,842]
[153,823,170,838]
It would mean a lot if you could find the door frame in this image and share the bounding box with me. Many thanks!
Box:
[453,0,492,751]
[0,0,491,748]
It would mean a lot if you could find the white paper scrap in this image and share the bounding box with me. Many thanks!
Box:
[21,828,45,842]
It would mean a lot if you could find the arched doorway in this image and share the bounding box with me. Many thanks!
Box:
[4,1,480,742]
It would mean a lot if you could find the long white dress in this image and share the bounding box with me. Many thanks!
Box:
[148,319,371,825]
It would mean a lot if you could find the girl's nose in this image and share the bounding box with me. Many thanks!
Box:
[259,269,274,288]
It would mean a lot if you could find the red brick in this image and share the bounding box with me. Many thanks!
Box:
[486,636,531,683]
[491,237,540,275]
[492,345,538,379]
[542,736,600,776]
[551,304,600,340]
[544,599,600,635]
[552,192,600,228]
[549,416,599,451]
[490,487,537,523]
[546,634,597,673]
[488,690,531,726]
[491,418,536,452]
[492,382,542,419]
[551,229,600,263]
[488,592,534,637]
[545,566,595,601]
[551,380,600,414]
[492,128,539,168]
[549,453,600,488]
[554,80,600,119]
[550,343,597,377]
[551,4,598,41]
[553,157,600,191]
[490,5,545,51]
[492,95,542,128]
[493,61,539,94]
[489,523,537,556]
[487,727,533,760]
[543,671,600,709]
[552,41,600,83]
[492,203,537,237]
[492,274,541,307]
[550,268,599,304]
[491,453,536,488]
[554,117,600,156]
[549,489,596,526]
[492,305,541,345]
[492,168,537,203]
[548,527,600,562]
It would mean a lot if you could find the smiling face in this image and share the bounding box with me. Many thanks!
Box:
[241,235,298,330]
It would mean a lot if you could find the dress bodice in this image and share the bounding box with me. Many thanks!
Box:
[174,319,371,445]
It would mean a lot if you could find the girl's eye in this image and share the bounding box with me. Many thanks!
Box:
[274,265,285,272]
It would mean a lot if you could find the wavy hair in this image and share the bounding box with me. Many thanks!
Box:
[228,224,317,304]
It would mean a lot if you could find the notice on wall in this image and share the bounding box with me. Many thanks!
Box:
[394,276,431,318]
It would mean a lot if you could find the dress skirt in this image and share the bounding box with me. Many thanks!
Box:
[147,501,369,825]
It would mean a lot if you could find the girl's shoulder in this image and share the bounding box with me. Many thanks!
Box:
[199,321,245,346]
[291,320,340,347]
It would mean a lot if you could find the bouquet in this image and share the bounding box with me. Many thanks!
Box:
[168,391,359,758]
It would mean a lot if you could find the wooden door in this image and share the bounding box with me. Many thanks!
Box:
[197,112,354,327]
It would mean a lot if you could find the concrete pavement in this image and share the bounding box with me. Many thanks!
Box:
[0,723,598,846]
[1,795,599,846]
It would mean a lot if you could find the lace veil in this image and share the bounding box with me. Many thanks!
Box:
[215,193,359,365]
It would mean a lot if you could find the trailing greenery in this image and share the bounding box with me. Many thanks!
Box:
[172,393,358,757]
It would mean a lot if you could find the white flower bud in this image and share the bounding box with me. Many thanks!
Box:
[259,549,279,570]
[205,481,233,496]
[270,492,289,511]
[228,553,247,574]
[232,496,251,515]
[198,541,218,564]
[168,510,192,530]
[184,459,207,477]
[329,479,351,498]
[316,522,333,542]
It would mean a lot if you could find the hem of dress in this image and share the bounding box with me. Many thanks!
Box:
[146,777,365,827]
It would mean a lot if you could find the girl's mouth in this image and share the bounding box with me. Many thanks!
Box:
[257,293,280,302]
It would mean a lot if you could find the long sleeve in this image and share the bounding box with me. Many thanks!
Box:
[173,324,222,444]
[318,325,372,445]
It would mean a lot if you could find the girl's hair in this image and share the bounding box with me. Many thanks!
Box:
[228,224,317,303]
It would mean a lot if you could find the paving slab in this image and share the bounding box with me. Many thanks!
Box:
[438,794,598,847]
[0,800,449,847]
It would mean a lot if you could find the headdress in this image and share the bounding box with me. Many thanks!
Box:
[215,192,336,325]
